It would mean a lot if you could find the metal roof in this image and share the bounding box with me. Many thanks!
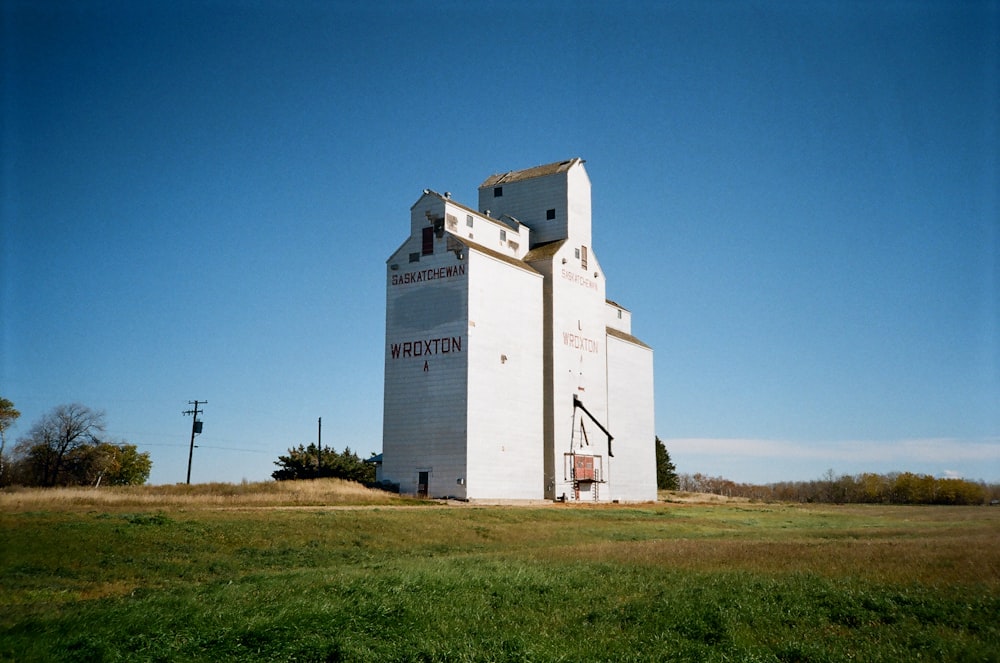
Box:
[479,158,583,188]
[454,237,542,275]
[606,326,651,349]
[523,239,566,262]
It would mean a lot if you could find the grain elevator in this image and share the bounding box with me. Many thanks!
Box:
[381,159,655,502]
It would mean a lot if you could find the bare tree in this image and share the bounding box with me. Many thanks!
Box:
[0,397,21,484]
[15,403,106,486]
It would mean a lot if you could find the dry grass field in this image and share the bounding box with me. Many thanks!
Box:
[0,477,411,510]
[2,480,998,661]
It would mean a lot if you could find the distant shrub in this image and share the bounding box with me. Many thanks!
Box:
[272,444,375,483]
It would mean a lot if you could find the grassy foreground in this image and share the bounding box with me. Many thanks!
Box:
[2,481,998,662]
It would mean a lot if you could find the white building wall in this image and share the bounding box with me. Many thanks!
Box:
[606,302,632,334]
[565,164,593,248]
[443,200,529,260]
[465,251,544,499]
[383,216,470,498]
[606,333,657,502]
[543,244,610,501]
[478,160,591,248]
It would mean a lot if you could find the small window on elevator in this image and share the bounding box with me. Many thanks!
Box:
[493,186,503,197]
[500,229,507,242]
[466,214,474,227]
[422,227,434,255]
[546,208,556,220]
[581,245,588,269]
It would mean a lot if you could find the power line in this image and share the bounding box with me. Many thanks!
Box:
[182,400,206,484]
[196,445,270,454]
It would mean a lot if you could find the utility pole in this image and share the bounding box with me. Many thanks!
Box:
[317,417,322,476]
[183,400,206,485]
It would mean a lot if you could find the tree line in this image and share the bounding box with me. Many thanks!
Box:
[675,469,999,505]
[0,399,151,488]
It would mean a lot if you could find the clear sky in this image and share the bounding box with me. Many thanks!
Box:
[2,1,997,486]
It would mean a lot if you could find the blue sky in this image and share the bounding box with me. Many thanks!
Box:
[2,1,997,486]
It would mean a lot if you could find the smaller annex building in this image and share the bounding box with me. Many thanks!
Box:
[381,159,655,502]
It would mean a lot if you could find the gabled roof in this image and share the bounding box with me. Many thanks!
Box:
[606,327,651,350]
[453,236,541,275]
[410,189,522,230]
[479,158,584,188]
[410,188,478,216]
[523,239,566,262]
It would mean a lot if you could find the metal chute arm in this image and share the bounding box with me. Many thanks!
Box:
[572,395,613,457]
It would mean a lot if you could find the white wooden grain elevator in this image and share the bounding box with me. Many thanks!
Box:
[381,159,655,502]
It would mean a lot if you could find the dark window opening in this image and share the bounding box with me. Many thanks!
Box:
[433,218,445,238]
[409,252,420,263]
[422,227,434,255]
[546,208,556,220]
[581,245,588,270]
[494,186,503,197]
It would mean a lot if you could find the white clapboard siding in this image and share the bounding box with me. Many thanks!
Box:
[465,249,544,499]
[607,331,657,502]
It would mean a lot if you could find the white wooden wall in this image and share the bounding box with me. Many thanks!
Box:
[383,198,471,498]
[465,251,544,499]
[606,301,632,334]
[544,242,610,501]
[606,334,657,502]
[477,162,592,248]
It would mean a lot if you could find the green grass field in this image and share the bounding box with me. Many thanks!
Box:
[2,480,998,662]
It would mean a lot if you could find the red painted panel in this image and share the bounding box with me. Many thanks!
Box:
[574,455,595,481]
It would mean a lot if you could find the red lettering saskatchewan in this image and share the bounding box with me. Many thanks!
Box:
[560,268,598,291]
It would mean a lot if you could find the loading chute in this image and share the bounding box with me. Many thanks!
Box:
[572,394,613,458]
[563,395,615,502]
